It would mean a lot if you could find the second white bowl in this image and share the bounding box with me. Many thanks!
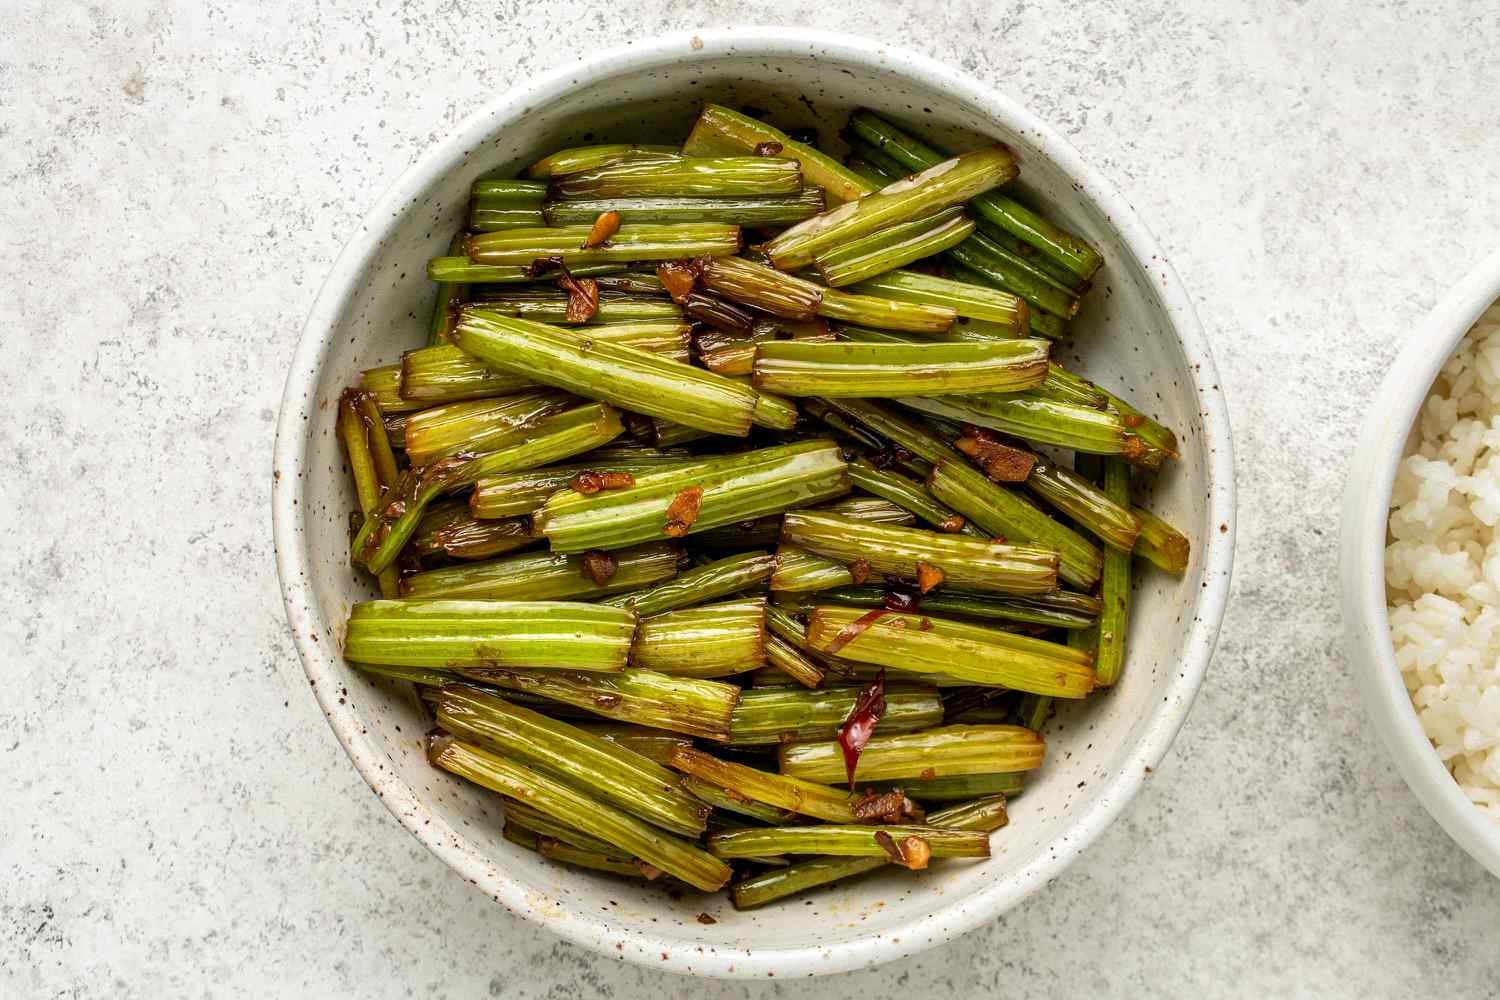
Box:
[1341,247,1500,880]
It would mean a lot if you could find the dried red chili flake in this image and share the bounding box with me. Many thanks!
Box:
[663,486,704,537]
[919,767,936,781]
[580,549,618,586]
[956,435,1035,483]
[557,270,600,323]
[581,210,621,249]
[656,259,701,303]
[915,561,945,594]
[836,667,886,789]
[526,254,566,278]
[848,558,871,585]
[937,514,967,533]
[1122,412,1145,428]
[883,586,922,612]
[823,607,890,655]
[567,469,636,495]
[873,830,931,870]
[753,140,784,156]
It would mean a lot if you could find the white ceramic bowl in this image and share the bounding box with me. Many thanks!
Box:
[272,28,1235,977]
[1341,248,1500,879]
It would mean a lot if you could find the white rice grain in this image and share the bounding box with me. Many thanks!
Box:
[1386,302,1500,823]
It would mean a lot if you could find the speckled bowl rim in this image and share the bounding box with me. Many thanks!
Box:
[1340,247,1500,880]
[272,27,1237,978]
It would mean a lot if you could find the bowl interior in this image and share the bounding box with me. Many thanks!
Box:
[279,37,1230,974]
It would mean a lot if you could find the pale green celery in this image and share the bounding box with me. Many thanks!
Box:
[401,543,679,601]
[343,599,637,671]
[805,606,1096,697]
[778,723,1044,783]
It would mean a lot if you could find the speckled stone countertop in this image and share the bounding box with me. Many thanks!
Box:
[5,1,1500,995]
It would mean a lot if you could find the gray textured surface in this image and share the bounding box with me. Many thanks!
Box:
[4,1,1500,996]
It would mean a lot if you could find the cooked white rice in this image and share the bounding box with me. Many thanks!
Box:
[1386,302,1500,822]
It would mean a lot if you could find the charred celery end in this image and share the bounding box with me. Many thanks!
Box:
[770,543,854,593]
[727,685,943,746]
[709,824,990,860]
[428,736,730,892]
[780,510,1060,595]
[764,633,826,689]
[469,668,739,741]
[344,599,636,671]
[847,458,981,535]
[752,339,1049,398]
[813,207,975,287]
[601,551,776,617]
[820,397,960,466]
[946,231,1080,320]
[697,320,835,377]
[1133,504,1191,574]
[817,286,956,334]
[871,771,1025,802]
[401,344,533,404]
[901,394,1163,468]
[466,223,742,268]
[845,269,1028,337]
[779,724,1044,783]
[526,144,680,178]
[926,458,1103,589]
[629,598,767,677]
[574,724,693,768]
[469,455,697,519]
[427,257,628,283]
[845,110,1102,281]
[765,146,1017,270]
[361,363,423,414]
[698,256,822,320]
[1027,459,1145,553]
[815,585,1099,630]
[681,776,799,824]
[402,390,573,467]
[806,606,1096,697]
[544,188,826,227]
[1097,385,1180,459]
[532,440,849,553]
[435,685,709,836]
[668,747,860,822]
[683,104,874,204]
[401,543,679,601]
[549,156,804,199]
[412,502,533,560]
[729,794,1007,908]
[455,311,757,436]
[428,233,472,344]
